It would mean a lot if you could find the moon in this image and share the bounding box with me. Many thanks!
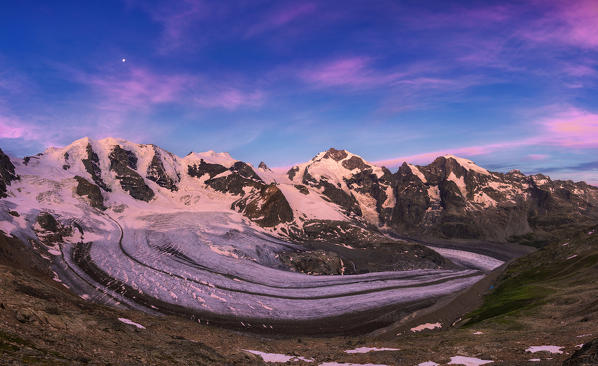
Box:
[121,58,126,63]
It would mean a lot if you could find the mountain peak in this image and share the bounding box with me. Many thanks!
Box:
[258,161,270,171]
[440,154,490,175]
[183,150,237,168]
[323,148,349,161]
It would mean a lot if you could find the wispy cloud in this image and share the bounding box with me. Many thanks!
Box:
[518,0,598,49]
[135,0,208,52]
[297,56,470,92]
[540,107,598,148]
[298,57,393,88]
[374,106,598,168]
[245,2,316,38]
[0,115,36,140]
[195,89,264,110]
[77,66,192,109]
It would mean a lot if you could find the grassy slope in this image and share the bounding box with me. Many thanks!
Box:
[464,224,598,327]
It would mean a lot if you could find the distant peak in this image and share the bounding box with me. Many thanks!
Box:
[323,148,349,161]
[439,154,490,175]
[258,161,270,171]
[183,150,237,168]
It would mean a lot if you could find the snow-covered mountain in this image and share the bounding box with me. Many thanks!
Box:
[2,137,597,333]
[2,138,598,244]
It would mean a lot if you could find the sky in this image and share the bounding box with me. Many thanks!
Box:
[0,0,597,184]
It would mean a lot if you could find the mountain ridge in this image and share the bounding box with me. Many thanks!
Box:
[2,137,597,246]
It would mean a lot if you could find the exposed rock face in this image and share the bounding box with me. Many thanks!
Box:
[232,184,293,227]
[390,163,430,231]
[295,220,386,247]
[258,161,270,171]
[287,166,299,180]
[563,338,598,365]
[315,178,362,216]
[37,212,59,232]
[294,184,309,195]
[187,159,293,227]
[342,155,369,171]
[146,148,179,191]
[301,163,362,216]
[345,166,394,224]
[81,144,111,192]
[323,148,348,161]
[387,156,598,242]
[0,148,18,198]
[74,176,106,210]
[188,159,228,179]
[279,250,343,275]
[204,162,264,196]
[35,212,72,246]
[109,145,155,202]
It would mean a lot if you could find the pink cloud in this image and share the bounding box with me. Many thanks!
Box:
[540,108,598,147]
[526,154,549,161]
[519,0,598,49]
[373,140,536,167]
[299,56,415,89]
[0,116,30,139]
[563,64,597,77]
[81,67,190,109]
[245,3,317,38]
[298,56,484,93]
[374,106,598,168]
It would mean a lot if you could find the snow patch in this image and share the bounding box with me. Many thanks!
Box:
[448,356,493,365]
[443,155,490,175]
[320,363,388,366]
[525,346,563,354]
[408,164,427,183]
[244,350,313,363]
[345,347,399,354]
[411,322,441,332]
[118,317,146,329]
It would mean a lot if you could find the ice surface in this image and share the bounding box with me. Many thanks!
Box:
[427,247,503,271]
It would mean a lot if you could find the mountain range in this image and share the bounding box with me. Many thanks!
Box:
[2,137,596,246]
[1,137,598,364]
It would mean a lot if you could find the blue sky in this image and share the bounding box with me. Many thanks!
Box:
[0,0,597,184]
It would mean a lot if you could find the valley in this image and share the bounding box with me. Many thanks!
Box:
[0,137,597,364]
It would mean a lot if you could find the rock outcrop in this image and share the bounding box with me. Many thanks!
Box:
[81,143,111,192]
[563,338,598,365]
[0,148,18,198]
[109,145,155,202]
[146,147,179,191]
[74,176,106,210]
[232,184,293,227]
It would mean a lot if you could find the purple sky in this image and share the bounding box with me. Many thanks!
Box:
[0,0,597,184]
